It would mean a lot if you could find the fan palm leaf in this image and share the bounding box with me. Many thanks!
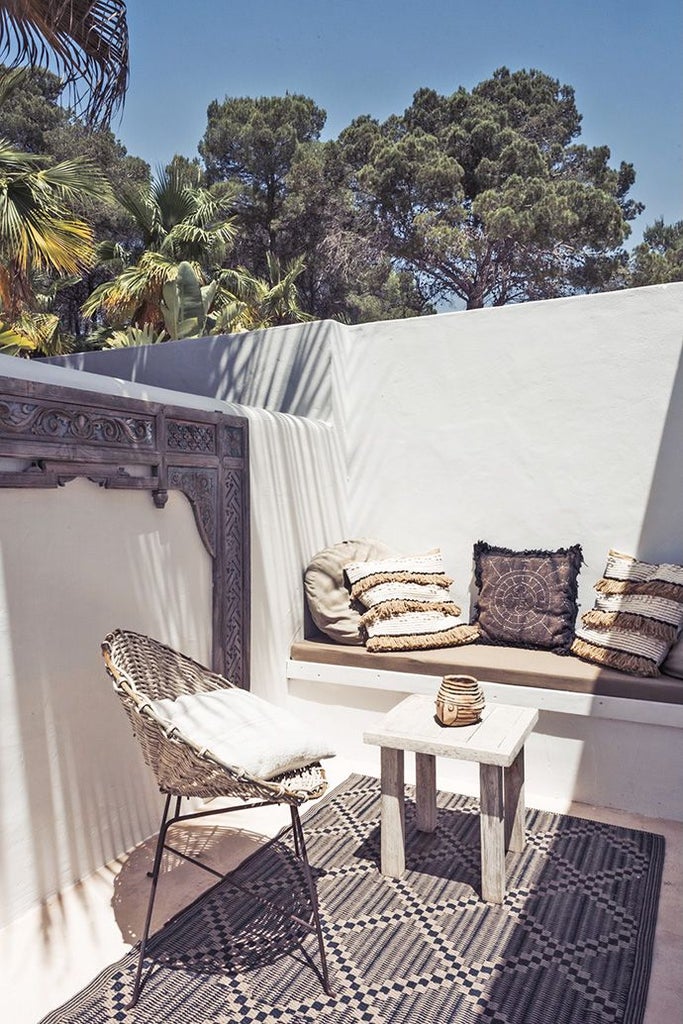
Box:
[0,0,129,126]
[0,139,107,325]
[0,309,70,355]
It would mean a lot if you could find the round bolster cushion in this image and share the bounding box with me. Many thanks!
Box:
[304,538,397,644]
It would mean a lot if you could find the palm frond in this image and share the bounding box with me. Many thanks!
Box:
[104,323,166,347]
[0,309,71,355]
[0,319,36,354]
[0,136,49,169]
[152,167,196,228]
[0,0,129,126]
[39,157,112,202]
[114,184,162,244]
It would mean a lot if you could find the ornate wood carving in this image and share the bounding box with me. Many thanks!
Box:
[0,398,154,447]
[0,376,250,688]
[168,466,217,557]
[167,420,216,454]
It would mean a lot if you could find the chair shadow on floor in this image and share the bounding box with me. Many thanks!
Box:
[111,823,325,982]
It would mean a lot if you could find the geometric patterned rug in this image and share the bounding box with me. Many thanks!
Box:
[40,773,664,1024]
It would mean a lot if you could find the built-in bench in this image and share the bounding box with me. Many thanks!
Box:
[289,636,683,727]
[287,637,683,820]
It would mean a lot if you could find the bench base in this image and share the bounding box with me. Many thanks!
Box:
[287,668,683,822]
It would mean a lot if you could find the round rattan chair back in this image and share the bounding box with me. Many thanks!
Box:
[102,629,327,804]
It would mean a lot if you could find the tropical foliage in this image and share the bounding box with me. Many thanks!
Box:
[0,54,679,357]
[0,0,128,125]
[0,136,108,353]
[81,165,238,334]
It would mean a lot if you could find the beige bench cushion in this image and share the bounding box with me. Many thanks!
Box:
[290,637,683,705]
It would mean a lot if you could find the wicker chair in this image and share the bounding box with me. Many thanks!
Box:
[102,628,332,1007]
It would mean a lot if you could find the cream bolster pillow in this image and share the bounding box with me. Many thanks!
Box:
[148,689,336,781]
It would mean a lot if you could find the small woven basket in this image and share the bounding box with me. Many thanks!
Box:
[435,674,485,726]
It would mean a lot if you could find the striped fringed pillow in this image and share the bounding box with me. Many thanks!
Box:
[344,551,454,601]
[363,611,481,654]
[344,551,481,653]
[595,550,683,601]
[572,550,683,676]
[571,626,672,678]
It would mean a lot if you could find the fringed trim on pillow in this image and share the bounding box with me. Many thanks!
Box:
[361,599,462,626]
[581,609,679,642]
[570,637,659,678]
[366,623,481,653]
[595,578,683,602]
[602,549,683,586]
[349,571,453,599]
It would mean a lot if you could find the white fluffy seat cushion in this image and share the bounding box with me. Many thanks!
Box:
[148,688,335,781]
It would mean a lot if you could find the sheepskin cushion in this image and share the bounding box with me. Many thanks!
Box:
[149,688,335,781]
[304,538,397,644]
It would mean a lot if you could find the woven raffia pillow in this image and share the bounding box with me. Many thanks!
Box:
[344,551,480,653]
[572,550,683,676]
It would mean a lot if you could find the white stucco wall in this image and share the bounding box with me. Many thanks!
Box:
[336,284,683,618]
[0,356,346,925]
[3,282,682,920]
[49,318,343,420]
[0,480,212,927]
[54,284,683,618]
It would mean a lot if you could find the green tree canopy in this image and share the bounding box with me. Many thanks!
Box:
[0,65,149,244]
[199,94,326,271]
[345,67,643,308]
[628,219,683,287]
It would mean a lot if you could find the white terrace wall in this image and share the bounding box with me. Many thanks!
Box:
[57,283,683,616]
[337,283,683,617]
[4,282,682,921]
[0,355,346,927]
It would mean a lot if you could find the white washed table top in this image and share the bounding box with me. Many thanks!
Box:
[363,694,538,766]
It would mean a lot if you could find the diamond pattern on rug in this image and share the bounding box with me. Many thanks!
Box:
[40,773,663,1024]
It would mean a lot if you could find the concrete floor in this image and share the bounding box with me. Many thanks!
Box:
[1,757,681,1024]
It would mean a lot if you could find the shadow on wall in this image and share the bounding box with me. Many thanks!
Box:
[48,319,340,422]
[637,339,683,564]
[0,480,213,930]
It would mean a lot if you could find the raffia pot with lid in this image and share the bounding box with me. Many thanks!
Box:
[435,674,485,726]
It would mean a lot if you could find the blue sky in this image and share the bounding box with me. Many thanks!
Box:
[118,0,682,246]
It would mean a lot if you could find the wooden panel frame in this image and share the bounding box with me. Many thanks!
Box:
[0,376,250,687]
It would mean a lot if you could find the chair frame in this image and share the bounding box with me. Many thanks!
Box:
[102,629,333,1007]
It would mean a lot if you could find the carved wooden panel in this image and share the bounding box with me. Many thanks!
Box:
[0,397,155,448]
[0,376,250,688]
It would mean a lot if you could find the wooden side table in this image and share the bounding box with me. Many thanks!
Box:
[363,694,539,903]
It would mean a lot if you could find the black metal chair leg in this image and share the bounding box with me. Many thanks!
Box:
[128,793,173,1008]
[289,804,301,859]
[291,806,334,997]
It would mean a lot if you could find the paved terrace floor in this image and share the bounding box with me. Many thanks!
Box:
[1,756,681,1024]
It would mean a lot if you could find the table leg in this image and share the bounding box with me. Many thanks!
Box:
[479,762,505,903]
[380,746,405,877]
[504,746,526,853]
[415,752,437,833]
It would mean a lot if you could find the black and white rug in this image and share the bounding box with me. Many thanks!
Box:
[41,773,664,1023]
